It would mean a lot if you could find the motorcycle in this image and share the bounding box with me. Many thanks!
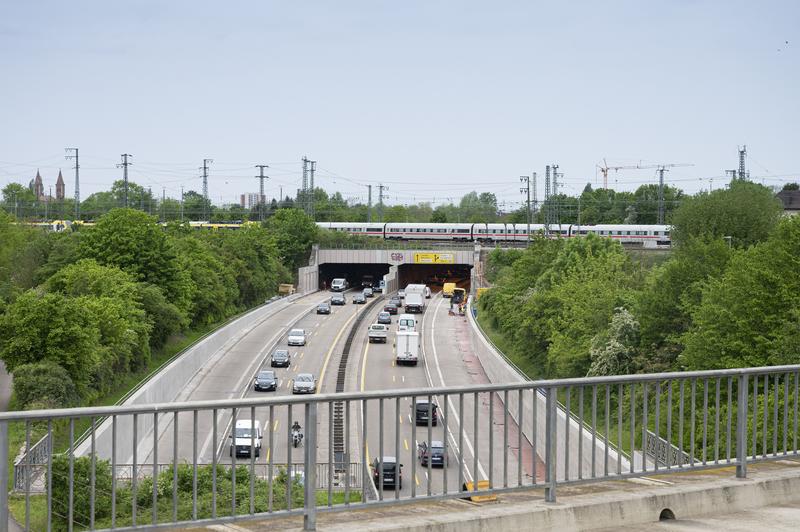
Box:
[292,428,304,448]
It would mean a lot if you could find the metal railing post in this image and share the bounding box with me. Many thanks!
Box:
[545,387,557,503]
[736,374,749,478]
[304,402,318,531]
[1,420,8,532]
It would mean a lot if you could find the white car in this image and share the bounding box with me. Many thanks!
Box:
[292,373,317,394]
[398,290,406,299]
[287,328,307,346]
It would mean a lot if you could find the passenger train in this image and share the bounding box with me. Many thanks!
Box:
[316,222,671,248]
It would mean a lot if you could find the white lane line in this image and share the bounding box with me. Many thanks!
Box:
[422,295,487,481]
[200,301,319,461]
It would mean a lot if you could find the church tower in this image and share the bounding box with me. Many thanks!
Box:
[56,170,65,200]
[34,170,44,200]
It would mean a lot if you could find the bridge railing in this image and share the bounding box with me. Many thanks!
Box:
[2,366,800,531]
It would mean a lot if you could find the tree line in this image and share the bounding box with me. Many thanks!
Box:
[479,180,793,379]
[9,177,795,226]
[0,207,319,409]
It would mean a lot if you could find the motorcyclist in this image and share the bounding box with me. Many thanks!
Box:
[292,421,301,434]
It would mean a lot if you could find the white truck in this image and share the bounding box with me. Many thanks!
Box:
[395,330,420,366]
[331,278,348,292]
[404,284,427,313]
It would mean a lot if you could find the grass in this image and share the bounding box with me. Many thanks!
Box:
[9,489,362,531]
[475,311,542,380]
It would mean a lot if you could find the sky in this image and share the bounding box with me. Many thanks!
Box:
[1,1,798,211]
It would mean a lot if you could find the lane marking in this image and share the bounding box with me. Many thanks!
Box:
[423,295,486,481]
[273,419,279,432]
[266,447,271,462]
[399,414,403,425]
[318,308,360,389]
[360,334,371,392]
[392,375,396,383]
[415,474,420,486]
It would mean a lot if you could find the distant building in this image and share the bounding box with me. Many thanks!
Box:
[33,170,44,200]
[56,170,65,200]
[777,190,800,216]
[240,193,265,208]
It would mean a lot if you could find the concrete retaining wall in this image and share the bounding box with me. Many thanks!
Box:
[466,299,629,479]
[75,293,310,462]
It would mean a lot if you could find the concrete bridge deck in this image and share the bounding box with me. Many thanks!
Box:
[184,460,800,531]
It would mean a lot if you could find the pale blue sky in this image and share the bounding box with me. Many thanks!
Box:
[1,1,797,209]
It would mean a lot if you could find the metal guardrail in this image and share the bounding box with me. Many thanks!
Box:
[2,366,800,531]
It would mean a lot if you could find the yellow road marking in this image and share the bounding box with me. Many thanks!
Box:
[319,308,359,387]
[273,419,279,432]
[403,439,408,451]
[299,351,305,359]
[399,414,403,425]
[415,474,420,486]
[266,447,271,462]
[391,360,395,367]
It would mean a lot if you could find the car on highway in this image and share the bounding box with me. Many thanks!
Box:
[253,369,278,392]
[398,289,406,299]
[368,323,389,343]
[413,400,439,426]
[271,349,291,368]
[424,286,431,299]
[389,296,402,307]
[377,311,392,325]
[363,287,374,298]
[384,303,399,315]
[316,302,331,314]
[397,314,417,332]
[292,373,317,394]
[287,329,307,346]
[352,293,366,304]
[417,440,448,467]
[331,293,346,305]
[372,456,402,489]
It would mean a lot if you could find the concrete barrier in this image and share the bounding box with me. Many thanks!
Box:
[466,299,629,479]
[75,292,315,463]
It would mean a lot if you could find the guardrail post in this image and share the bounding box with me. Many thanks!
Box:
[545,387,557,503]
[1,420,9,532]
[736,374,748,479]
[304,402,318,531]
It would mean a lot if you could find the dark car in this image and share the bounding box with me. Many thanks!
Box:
[352,293,366,304]
[331,293,346,306]
[372,456,402,489]
[253,369,277,391]
[271,349,290,368]
[384,303,399,315]
[377,311,392,324]
[316,302,331,314]
[413,400,439,426]
[417,440,448,467]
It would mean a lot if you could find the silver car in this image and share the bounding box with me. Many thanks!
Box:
[292,373,317,394]
[287,328,306,346]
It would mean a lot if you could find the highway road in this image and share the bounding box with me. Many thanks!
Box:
[136,289,371,475]
[352,293,539,499]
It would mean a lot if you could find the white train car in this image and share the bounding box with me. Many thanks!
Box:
[384,222,475,241]
[317,222,385,237]
[573,224,670,247]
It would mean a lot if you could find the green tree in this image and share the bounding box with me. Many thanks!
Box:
[587,307,639,376]
[80,209,192,311]
[782,182,799,191]
[11,361,78,409]
[265,208,318,272]
[670,180,783,248]
[679,216,800,370]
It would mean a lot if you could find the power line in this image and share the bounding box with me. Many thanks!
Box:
[201,158,212,220]
[64,148,79,219]
[117,153,132,207]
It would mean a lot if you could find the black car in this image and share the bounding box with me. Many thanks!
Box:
[384,303,399,315]
[377,311,392,324]
[352,293,366,304]
[316,302,331,314]
[372,456,402,489]
[253,369,277,391]
[331,293,346,305]
[417,440,448,467]
[271,349,290,368]
[413,400,439,426]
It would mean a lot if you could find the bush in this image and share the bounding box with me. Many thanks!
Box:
[12,362,78,409]
[51,455,113,530]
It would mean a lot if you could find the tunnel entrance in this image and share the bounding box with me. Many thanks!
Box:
[398,263,472,294]
[318,263,390,290]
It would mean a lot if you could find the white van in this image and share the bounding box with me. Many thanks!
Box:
[397,314,417,332]
[331,278,348,292]
[230,419,263,458]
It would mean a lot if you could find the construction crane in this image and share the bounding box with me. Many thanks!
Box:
[596,159,653,189]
